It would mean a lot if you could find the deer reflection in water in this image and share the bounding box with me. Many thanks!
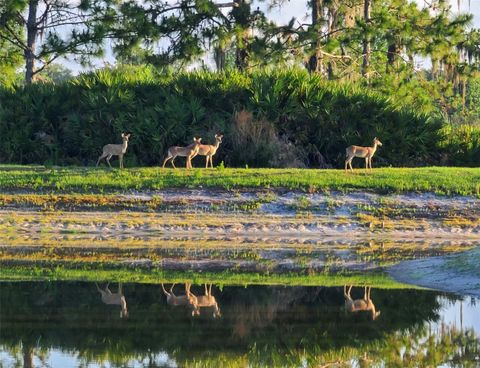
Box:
[96,282,129,318]
[192,283,221,318]
[161,283,199,316]
[344,285,381,320]
[161,283,221,318]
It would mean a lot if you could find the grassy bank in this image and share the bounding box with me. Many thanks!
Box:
[0,265,411,289]
[0,165,479,195]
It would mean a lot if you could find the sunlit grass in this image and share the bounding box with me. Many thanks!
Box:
[0,266,414,289]
[0,165,479,196]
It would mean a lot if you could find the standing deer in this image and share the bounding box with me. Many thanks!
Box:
[345,137,383,172]
[162,137,202,169]
[191,283,221,318]
[192,134,223,168]
[161,283,199,315]
[344,285,381,320]
[96,282,129,318]
[96,133,131,169]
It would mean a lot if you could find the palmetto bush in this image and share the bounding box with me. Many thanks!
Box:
[0,65,476,167]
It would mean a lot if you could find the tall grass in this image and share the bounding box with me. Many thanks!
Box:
[0,65,477,167]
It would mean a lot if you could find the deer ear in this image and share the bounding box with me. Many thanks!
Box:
[198,138,202,142]
[121,133,125,137]
[193,137,196,141]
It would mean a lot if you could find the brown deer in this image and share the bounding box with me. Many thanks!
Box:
[191,283,221,318]
[96,282,129,318]
[161,283,199,315]
[97,133,130,169]
[344,285,381,320]
[162,137,202,169]
[345,137,383,172]
[192,134,223,168]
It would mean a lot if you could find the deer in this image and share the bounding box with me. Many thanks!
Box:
[96,282,129,318]
[192,134,223,168]
[161,283,199,315]
[344,285,381,320]
[191,283,221,318]
[96,133,131,169]
[162,137,202,169]
[345,137,383,172]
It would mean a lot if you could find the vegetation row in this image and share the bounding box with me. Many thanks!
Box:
[1,67,479,168]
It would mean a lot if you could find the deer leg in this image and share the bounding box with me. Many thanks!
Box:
[348,159,353,172]
[210,155,214,169]
[171,156,177,169]
[95,282,102,292]
[205,156,209,168]
[106,155,112,168]
[160,283,170,296]
[162,154,172,168]
[97,153,107,167]
[119,155,123,169]
[369,157,373,170]
[365,157,369,171]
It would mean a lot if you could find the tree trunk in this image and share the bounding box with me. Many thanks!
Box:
[386,43,398,73]
[25,0,39,84]
[233,0,251,71]
[214,46,226,71]
[22,344,33,368]
[361,0,371,78]
[308,0,324,75]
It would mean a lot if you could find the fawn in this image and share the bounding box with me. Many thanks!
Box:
[345,137,383,172]
[162,137,202,169]
[192,134,223,168]
[97,133,130,169]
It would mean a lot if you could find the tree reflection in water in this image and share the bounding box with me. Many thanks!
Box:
[0,282,479,367]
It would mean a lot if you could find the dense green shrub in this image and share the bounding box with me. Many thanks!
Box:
[0,65,477,167]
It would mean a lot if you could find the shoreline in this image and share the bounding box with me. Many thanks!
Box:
[0,183,478,295]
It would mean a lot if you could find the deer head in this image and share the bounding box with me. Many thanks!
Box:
[373,137,382,147]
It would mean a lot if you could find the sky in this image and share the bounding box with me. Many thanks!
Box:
[60,0,480,74]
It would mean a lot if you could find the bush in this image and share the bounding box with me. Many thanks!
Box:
[0,65,476,167]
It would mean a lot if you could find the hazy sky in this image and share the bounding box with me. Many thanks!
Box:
[61,0,480,73]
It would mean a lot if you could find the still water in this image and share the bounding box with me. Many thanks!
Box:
[1,282,479,367]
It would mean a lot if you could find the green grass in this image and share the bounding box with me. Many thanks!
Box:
[0,265,413,289]
[0,165,479,196]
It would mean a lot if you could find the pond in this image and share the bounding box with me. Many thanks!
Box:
[1,282,479,367]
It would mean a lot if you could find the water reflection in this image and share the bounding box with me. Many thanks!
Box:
[161,282,199,316]
[344,285,381,320]
[1,282,479,367]
[96,282,129,318]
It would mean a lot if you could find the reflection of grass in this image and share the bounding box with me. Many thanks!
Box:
[0,265,413,289]
[0,165,478,196]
